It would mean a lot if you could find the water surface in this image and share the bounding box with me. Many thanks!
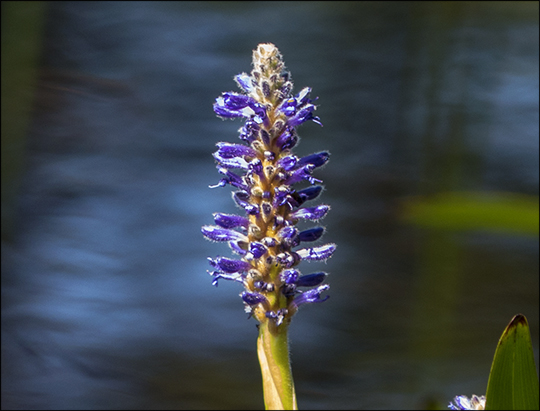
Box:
[2,2,538,409]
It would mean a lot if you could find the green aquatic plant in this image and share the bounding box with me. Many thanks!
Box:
[449,314,539,410]
[202,43,334,410]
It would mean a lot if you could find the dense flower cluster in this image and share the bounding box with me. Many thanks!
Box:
[448,395,486,410]
[202,43,335,327]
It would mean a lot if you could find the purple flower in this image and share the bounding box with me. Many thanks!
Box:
[208,256,251,273]
[275,127,298,150]
[208,168,249,191]
[213,213,249,229]
[280,271,327,298]
[296,244,336,261]
[292,285,330,308]
[212,155,249,170]
[284,165,322,185]
[277,155,298,171]
[249,242,267,258]
[233,191,259,215]
[277,87,321,127]
[448,395,485,410]
[213,142,258,170]
[215,142,257,159]
[213,94,252,119]
[275,252,300,268]
[222,92,253,110]
[241,291,268,306]
[214,92,267,124]
[288,106,322,127]
[293,186,323,205]
[234,73,254,93]
[296,272,327,287]
[239,120,260,144]
[203,43,335,325]
[201,226,247,243]
[295,87,314,105]
[277,226,299,245]
[297,227,325,242]
[297,152,330,169]
[290,205,330,221]
[281,269,300,284]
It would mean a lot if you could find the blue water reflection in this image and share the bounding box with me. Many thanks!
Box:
[2,2,538,409]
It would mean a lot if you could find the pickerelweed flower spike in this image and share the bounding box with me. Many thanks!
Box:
[202,43,335,410]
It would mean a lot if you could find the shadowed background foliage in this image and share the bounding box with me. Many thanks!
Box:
[2,2,538,409]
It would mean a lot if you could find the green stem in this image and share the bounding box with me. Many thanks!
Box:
[257,320,298,410]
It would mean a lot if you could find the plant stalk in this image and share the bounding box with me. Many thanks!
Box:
[257,320,298,410]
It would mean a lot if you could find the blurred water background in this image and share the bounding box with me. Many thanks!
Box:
[2,2,538,409]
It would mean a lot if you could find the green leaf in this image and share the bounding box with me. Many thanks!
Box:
[485,314,539,410]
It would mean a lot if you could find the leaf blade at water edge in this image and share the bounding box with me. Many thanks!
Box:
[485,314,539,410]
